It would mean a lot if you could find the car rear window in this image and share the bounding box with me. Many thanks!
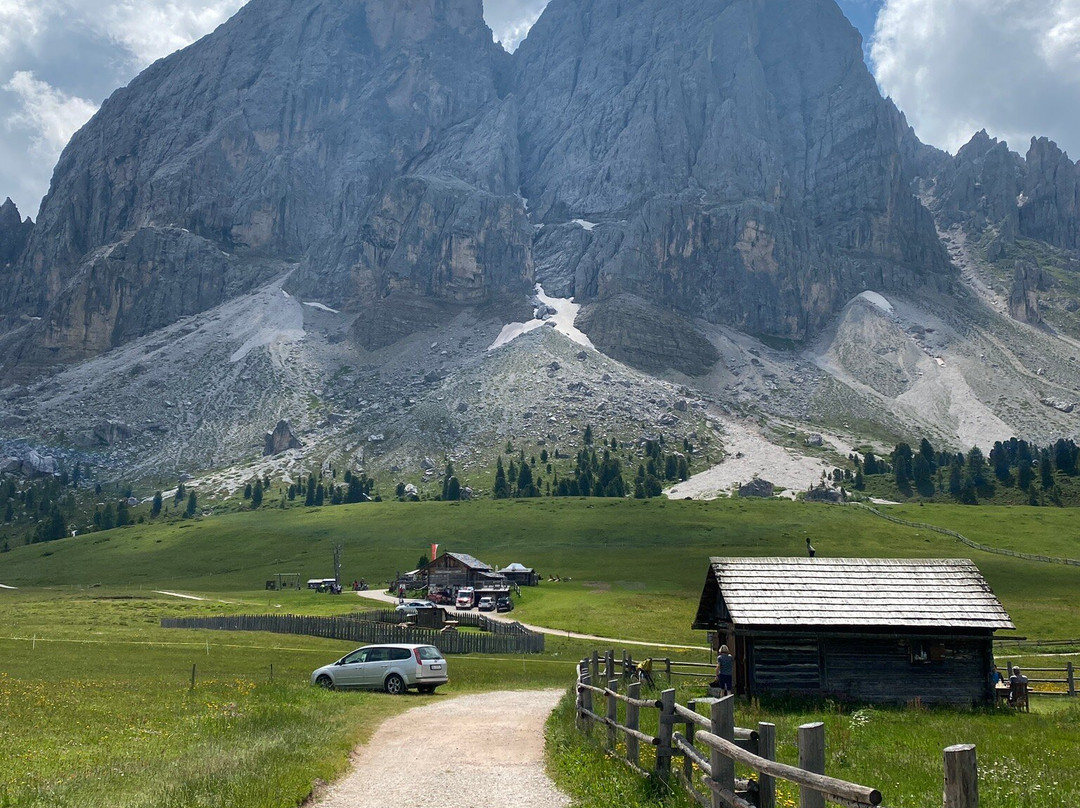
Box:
[416,646,443,661]
[390,648,412,661]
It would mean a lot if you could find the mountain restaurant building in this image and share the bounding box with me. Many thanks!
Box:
[692,558,1014,705]
[421,552,505,590]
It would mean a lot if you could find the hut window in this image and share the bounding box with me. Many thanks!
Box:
[910,640,930,663]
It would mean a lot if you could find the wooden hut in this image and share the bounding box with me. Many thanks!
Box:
[498,563,540,586]
[692,558,1014,705]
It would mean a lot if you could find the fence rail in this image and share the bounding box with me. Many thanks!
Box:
[997,659,1077,697]
[161,613,544,654]
[849,502,1080,567]
[576,649,982,808]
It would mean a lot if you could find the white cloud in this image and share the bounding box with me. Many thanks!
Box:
[0,0,43,51]
[4,71,98,160]
[96,1,245,64]
[871,0,1080,159]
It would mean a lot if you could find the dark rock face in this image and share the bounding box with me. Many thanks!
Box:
[0,0,532,379]
[513,0,951,340]
[264,420,302,455]
[0,198,32,267]
[578,294,719,377]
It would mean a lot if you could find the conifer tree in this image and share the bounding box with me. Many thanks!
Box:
[185,491,197,518]
[116,499,130,527]
[151,491,163,518]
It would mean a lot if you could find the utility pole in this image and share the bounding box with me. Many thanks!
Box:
[333,542,343,587]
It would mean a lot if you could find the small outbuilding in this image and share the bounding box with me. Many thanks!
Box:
[498,563,540,586]
[692,557,1014,705]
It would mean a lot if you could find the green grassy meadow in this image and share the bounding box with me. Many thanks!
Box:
[3,498,1080,807]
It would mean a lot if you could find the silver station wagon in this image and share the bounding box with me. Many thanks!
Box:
[311,643,448,694]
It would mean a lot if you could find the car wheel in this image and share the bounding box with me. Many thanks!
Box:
[418,684,436,694]
[384,674,406,695]
[316,675,334,690]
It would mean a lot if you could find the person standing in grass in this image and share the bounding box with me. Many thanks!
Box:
[714,644,734,695]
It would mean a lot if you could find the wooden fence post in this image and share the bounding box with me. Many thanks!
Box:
[684,699,698,789]
[943,744,978,808]
[582,669,594,735]
[190,664,196,690]
[627,681,641,770]
[666,657,672,683]
[798,722,826,808]
[656,688,676,778]
[591,650,600,684]
[1067,662,1075,697]
[607,679,619,752]
[576,660,586,731]
[758,722,777,808]
[711,695,735,808]
[606,650,616,682]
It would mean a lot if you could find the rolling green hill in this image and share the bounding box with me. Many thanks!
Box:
[4,498,1079,644]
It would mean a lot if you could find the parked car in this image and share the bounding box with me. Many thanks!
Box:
[477,596,495,612]
[455,588,475,609]
[395,600,435,615]
[496,595,514,613]
[311,643,448,694]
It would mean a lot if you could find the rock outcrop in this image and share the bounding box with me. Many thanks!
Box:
[264,420,303,456]
[739,478,775,498]
[578,294,719,377]
[0,198,32,267]
[1009,260,1045,324]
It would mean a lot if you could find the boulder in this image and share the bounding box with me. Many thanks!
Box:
[1040,397,1075,414]
[263,420,303,456]
[1,457,21,474]
[21,450,58,477]
[92,420,133,447]
[739,478,775,498]
[805,433,824,447]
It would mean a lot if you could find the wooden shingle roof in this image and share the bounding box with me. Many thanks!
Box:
[445,552,492,571]
[695,557,1014,631]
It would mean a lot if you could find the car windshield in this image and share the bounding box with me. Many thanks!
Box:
[416,646,443,661]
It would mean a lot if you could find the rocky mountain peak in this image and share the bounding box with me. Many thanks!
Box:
[514,0,950,341]
[926,130,1079,252]
[0,197,32,266]
[0,0,530,380]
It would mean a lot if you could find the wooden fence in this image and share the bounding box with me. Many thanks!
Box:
[850,502,1080,567]
[347,608,532,637]
[576,650,982,808]
[161,613,545,654]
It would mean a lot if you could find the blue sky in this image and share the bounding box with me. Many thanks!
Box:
[3,0,1079,218]
[836,0,885,45]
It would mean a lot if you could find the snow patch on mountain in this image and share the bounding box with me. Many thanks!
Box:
[488,285,594,351]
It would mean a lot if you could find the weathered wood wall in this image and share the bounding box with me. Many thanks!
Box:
[745,632,992,704]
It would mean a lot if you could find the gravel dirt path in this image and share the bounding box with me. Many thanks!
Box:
[312,690,570,808]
